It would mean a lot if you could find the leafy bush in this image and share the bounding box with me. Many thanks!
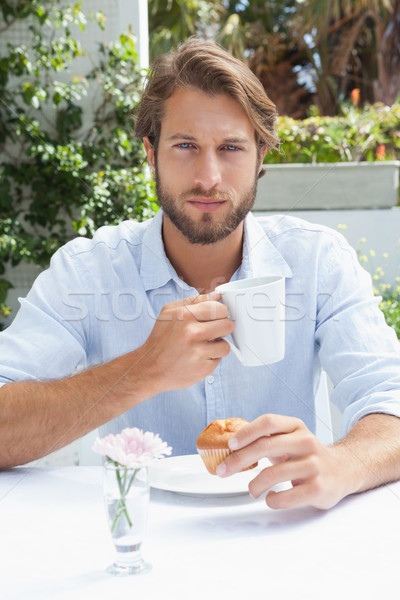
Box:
[356,238,400,340]
[372,271,400,342]
[379,293,400,340]
[266,101,400,164]
[0,2,157,326]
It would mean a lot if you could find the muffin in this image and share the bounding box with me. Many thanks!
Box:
[196,418,258,475]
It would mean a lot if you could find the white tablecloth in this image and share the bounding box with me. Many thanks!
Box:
[1,466,399,599]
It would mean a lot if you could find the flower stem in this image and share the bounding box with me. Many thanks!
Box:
[110,463,138,534]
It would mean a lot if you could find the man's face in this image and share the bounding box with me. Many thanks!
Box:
[144,88,265,245]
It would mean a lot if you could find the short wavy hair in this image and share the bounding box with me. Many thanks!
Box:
[134,38,279,155]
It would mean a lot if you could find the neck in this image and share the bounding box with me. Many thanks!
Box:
[162,216,244,294]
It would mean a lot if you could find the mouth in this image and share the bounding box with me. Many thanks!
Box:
[187,198,227,212]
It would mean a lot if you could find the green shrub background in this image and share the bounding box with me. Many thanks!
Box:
[266,102,400,165]
[0,3,157,326]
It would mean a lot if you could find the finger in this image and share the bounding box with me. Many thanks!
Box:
[157,297,227,323]
[272,487,307,509]
[218,434,296,476]
[185,316,233,344]
[185,300,229,322]
[265,486,308,510]
[248,458,317,499]
[182,293,206,305]
[206,338,231,359]
[264,478,333,510]
[160,293,218,314]
[228,414,304,451]
[248,430,319,465]
[182,292,221,306]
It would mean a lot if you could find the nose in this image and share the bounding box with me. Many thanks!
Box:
[193,149,222,190]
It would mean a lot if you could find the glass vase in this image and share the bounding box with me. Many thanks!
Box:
[103,462,151,576]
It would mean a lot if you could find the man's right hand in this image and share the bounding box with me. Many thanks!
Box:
[140,292,233,392]
[0,293,233,468]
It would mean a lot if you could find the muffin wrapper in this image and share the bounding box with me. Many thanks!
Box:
[197,447,259,476]
[196,448,230,475]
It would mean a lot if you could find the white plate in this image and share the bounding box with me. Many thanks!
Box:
[149,454,271,497]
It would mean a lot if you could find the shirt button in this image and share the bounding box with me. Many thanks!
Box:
[207,376,215,384]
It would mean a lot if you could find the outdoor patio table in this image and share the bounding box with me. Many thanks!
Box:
[1,464,399,599]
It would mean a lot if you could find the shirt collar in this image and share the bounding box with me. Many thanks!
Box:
[140,209,293,292]
[140,209,192,293]
[238,212,293,280]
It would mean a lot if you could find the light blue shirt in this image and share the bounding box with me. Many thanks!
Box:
[1,210,400,455]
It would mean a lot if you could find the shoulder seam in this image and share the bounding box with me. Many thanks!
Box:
[62,225,143,259]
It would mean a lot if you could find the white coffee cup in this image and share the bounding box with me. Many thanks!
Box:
[215,275,285,367]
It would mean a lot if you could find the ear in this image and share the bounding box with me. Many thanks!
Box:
[258,145,268,171]
[143,136,155,172]
[257,145,268,179]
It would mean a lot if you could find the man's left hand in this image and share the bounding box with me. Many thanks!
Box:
[216,414,351,510]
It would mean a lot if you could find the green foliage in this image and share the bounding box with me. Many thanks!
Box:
[356,237,400,340]
[265,101,400,164]
[379,293,400,340]
[148,1,400,116]
[0,277,12,322]
[0,1,157,326]
[372,261,400,341]
[148,0,221,60]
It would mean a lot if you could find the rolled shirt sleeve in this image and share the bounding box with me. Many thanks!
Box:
[314,231,400,435]
[0,246,89,385]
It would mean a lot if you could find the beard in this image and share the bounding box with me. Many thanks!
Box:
[154,168,258,246]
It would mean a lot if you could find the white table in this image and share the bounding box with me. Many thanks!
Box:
[1,466,399,600]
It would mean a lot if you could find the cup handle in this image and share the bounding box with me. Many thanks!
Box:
[226,338,243,363]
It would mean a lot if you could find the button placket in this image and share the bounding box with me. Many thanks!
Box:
[204,364,225,423]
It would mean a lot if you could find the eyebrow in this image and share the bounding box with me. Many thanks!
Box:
[167,134,251,145]
[167,134,197,141]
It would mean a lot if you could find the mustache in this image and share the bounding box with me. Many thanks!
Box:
[180,188,232,202]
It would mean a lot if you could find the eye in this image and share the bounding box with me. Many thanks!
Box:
[223,145,240,152]
[176,142,194,149]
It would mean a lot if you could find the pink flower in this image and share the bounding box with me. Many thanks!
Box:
[92,427,172,467]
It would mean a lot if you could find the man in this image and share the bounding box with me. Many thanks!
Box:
[1,39,400,510]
